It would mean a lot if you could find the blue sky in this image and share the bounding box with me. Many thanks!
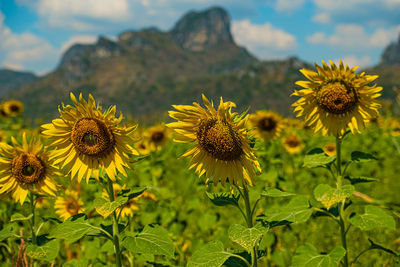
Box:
[0,0,399,75]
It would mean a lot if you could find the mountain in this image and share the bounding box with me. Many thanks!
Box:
[0,69,37,95]
[8,6,398,123]
[365,33,400,100]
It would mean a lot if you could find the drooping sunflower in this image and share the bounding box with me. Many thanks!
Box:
[167,94,261,188]
[54,189,84,221]
[2,100,24,117]
[41,93,139,183]
[323,143,336,157]
[282,133,304,154]
[292,60,382,136]
[0,133,58,204]
[143,123,171,152]
[102,183,157,218]
[248,110,284,141]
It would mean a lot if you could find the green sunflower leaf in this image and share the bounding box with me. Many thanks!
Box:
[94,197,128,218]
[228,224,266,252]
[344,176,378,185]
[368,238,400,257]
[314,184,354,210]
[351,151,377,163]
[291,243,346,267]
[10,213,32,222]
[122,224,174,258]
[0,225,15,241]
[26,239,60,262]
[257,195,313,227]
[303,148,336,168]
[187,240,234,267]
[206,192,240,208]
[94,187,145,218]
[261,188,295,198]
[48,215,96,243]
[349,205,395,231]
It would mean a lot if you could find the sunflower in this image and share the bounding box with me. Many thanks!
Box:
[2,100,24,117]
[282,133,304,154]
[323,143,336,157]
[143,123,171,152]
[134,139,151,155]
[248,110,283,141]
[54,189,84,221]
[0,133,58,204]
[102,183,157,218]
[386,118,400,137]
[292,60,382,136]
[167,94,261,188]
[41,93,139,183]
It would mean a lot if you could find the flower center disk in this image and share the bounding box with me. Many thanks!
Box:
[258,117,277,131]
[286,137,300,147]
[66,198,81,215]
[196,119,243,161]
[71,118,115,156]
[151,131,164,143]
[317,81,358,114]
[12,153,45,184]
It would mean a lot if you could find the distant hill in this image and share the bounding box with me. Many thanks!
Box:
[0,69,37,95]
[1,6,398,123]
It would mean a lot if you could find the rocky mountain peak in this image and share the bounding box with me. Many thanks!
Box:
[381,33,400,65]
[171,6,233,51]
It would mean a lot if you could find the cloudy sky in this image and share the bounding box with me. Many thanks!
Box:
[1,0,399,75]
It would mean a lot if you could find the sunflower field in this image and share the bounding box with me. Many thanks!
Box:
[0,60,400,267]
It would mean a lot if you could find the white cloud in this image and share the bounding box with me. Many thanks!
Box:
[307,24,400,51]
[231,19,297,59]
[0,10,59,75]
[37,0,130,21]
[336,55,372,68]
[312,13,330,24]
[275,0,306,13]
[60,35,99,53]
[312,0,400,26]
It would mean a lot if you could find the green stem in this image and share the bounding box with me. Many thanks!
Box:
[336,136,342,188]
[107,178,122,267]
[242,188,258,267]
[336,135,349,267]
[231,254,251,267]
[29,192,36,245]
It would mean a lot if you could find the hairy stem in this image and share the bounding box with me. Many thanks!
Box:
[107,178,122,267]
[336,135,349,267]
[29,193,36,245]
[242,188,258,267]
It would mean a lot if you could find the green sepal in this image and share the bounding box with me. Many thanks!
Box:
[206,192,240,208]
